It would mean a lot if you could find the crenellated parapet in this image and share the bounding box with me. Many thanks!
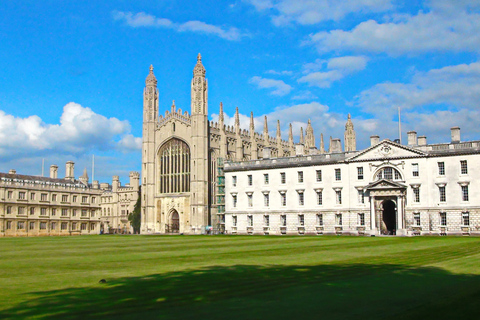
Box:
[158,102,191,127]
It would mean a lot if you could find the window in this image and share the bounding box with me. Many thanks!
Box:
[91,210,95,217]
[61,222,68,230]
[6,221,12,229]
[316,190,323,205]
[232,176,237,187]
[18,192,25,200]
[438,162,445,176]
[316,214,323,226]
[41,193,47,201]
[280,193,286,206]
[6,206,11,214]
[7,191,12,199]
[232,194,237,208]
[52,208,56,216]
[358,190,364,204]
[30,207,35,215]
[439,186,446,202]
[358,213,365,226]
[264,174,269,185]
[72,209,77,217]
[91,197,96,204]
[232,216,237,227]
[263,193,269,207]
[247,215,253,227]
[316,170,322,182]
[357,167,364,180]
[81,223,87,230]
[280,172,286,184]
[82,209,87,217]
[17,221,25,229]
[61,195,68,202]
[248,175,253,186]
[298,214,304,226]
[18,207,25,215]
[298,171,303,183]
[336,190,342,204]
[335,214,342,226]
[413,213,421,226]
[30,193,35,200]
[62,208,68,216]
[41,208,46,216]
[460,160,468,174]
[298,191,304,206]
[462,212,470,226]
[51,222,56,230]
[413,188,420,203]
[90,223,95,231]
[264,215,270,226]
[72,195,77,202]
[52,194,57,201]
[72,222,77,230]
[412,163,419,177]
[440,212,447,226]
[82,196,88,203]
[29,221,35,230]
[335,168,341,181]
[247,194,253,207]
[158,139,190,193]
[39,222,46,230]
[280,215,287,227]
[462,185,469,201]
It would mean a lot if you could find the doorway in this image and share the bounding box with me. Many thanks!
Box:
[169,210,180,233]
[382,200,396,235]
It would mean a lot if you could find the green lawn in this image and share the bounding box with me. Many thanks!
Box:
[1,235,480,319]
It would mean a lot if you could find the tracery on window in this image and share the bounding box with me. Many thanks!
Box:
[375,167,403,181]
[159,139,190,193]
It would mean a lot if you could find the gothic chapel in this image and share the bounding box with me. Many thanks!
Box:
[141,54,355,234]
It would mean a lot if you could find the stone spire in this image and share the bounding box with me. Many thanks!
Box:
[145,64,157,87]
[250,112,258,160]
[305,119,315,150]
[79,167,89,185]
[276,120,281,140]
[219,102,224,127]
[344,113,356,152]
[191,53,208,115]
[276,120,283,157]
[288,123,294,145]
[249,112,255,136]
[263,116,269,145]
[300,127,304,144]
[320,133,325,154]
[328,136,333,153]
[234,107,240,133]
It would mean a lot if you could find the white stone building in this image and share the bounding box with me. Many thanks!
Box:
[224,128,480,236]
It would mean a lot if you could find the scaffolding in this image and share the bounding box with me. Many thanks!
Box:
[216,157,225,234]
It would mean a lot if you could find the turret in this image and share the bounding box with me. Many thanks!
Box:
[129,171,140,190]
[218,102,227,159]
[250,112,258,160]
[305,119,315,152]
[319,133,325,154]
[191,53,208,115]
[288,123,294,155]
[263,116,269,146]
[112,175,120,193]
[235,107,243,161]
[276,120,283,157]
[344,114,356,152]
[143,65,158,122]
[79,168,89,186]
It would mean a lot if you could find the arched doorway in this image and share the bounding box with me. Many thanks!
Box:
[168,210,180,233]
[382,200,396,235]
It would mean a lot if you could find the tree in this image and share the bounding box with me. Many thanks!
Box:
[128,191,141,234]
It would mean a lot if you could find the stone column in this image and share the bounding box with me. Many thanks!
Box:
[370,195,376,233]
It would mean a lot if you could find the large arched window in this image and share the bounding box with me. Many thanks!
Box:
[375,167,403,181]
[158,139,190,193]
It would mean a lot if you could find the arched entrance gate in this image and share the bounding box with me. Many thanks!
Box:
[166,209,180,233]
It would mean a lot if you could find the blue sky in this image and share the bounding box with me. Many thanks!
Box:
[1,0,479,184]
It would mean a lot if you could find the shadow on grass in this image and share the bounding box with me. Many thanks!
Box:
[3,263,480,320]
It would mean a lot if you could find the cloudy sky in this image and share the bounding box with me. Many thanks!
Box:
[1,0,479,184]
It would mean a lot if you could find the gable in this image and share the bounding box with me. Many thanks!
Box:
[365,179,406,190]
[349,140,426,162]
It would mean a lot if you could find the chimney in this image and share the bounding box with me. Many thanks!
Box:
[331,138,342,153]
[112,175,120,192]
[65,161,75,180]
[8,169,16,175]
[418,136,427,146]
[100,182,110,190]
[370,135,380,146]
[451,127,460,143]
[407,131,417,146]
[92,180,99,189]
[50,165,58,179]
[263,147,272,159]
[295,144,304,156]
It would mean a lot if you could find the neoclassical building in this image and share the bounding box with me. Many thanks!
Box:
[224,128,480,236]
[141,54,351,234]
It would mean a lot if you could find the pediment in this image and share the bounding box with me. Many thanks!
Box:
[349,140,426,162]
[365,179,406,190]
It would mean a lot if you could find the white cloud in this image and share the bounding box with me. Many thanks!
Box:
[249,76,293,95]
[0,102,141,160]
[298,56,368,88]
[292,90,318,100]
[118,134,143,152]
[308,2,480,55]
[113,11,247,41]
[245,0,393,26]
[265,69,293,76]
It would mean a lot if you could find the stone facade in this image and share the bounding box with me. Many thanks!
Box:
[141,55,353,234]
[224,128,480,236]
